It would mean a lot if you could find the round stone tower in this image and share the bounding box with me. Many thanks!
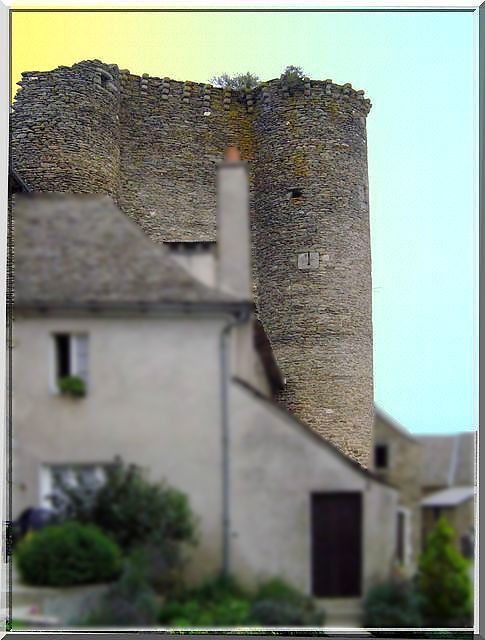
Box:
[10,60,121,196]
[251,78,374,466]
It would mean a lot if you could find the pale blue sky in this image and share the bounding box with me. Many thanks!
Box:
[13,10,477,433]
[200,10,477,434]
[205,10,478,434]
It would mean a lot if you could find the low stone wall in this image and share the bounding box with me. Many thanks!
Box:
[43,582,110,624]
[13,579,111,626]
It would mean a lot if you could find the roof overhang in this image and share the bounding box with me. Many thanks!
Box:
[421,486,475,508]
[14,300,254,318]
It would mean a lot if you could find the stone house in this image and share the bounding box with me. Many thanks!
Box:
[417,432,476,557]
[11,158,398,622]
[373,409,422,573]
[373,411,476,566]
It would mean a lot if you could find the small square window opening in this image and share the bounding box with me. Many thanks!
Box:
[374,444,388,469]
[289,188,303,200]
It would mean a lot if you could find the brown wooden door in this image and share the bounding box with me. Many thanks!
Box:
[311,492,362,597]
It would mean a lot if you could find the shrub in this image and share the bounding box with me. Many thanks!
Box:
[159,576,252,627]
[50,457,196,552]
[159,596,252,627]
[417,517,473,627]
[209,72,260,90]
[158,575,324,628]
[280,65,306,88]
[79,555,159,626]
[363,579,424,628]
[15,522,122,587]
[58,375,86,397]
[127,536,187,595]
[251,578,325,626]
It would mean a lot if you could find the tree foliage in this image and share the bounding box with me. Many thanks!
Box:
[50,457,196,552]
[209,72,260,90]
[363,579,424,628]
[417,517,473,627]
[280,65,306,88]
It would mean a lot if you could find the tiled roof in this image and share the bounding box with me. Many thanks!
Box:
[417,432,476,489]
[14,194,243,310]
[374,406,419,443]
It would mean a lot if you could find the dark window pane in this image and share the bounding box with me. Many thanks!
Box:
[375,444,388,469]
[55,334,70,378]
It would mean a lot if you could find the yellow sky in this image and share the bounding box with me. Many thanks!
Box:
[11,10,323,99]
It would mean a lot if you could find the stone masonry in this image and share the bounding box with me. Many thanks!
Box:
[10,59,374,466]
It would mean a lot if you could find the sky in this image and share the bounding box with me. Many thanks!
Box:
[11,9,478,434]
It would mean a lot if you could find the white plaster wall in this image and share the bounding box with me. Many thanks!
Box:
[230,382,398,596]
[12,313,228,580]
[169,251,216,289]
[12,314,397,595]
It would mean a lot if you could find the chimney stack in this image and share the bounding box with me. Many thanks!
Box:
[216,147,252,299]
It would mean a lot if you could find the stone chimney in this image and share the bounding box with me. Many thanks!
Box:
[216,147,252,299]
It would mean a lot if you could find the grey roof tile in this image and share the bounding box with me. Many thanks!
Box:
[417,432,476,489]
[13,194,240,309]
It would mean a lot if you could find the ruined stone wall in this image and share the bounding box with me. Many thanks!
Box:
[10,61,374,465]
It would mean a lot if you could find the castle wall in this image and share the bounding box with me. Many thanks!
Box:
[117,71,253,242]
[251,80,374,466]
[11,61,121,196]
[10,61,374,465]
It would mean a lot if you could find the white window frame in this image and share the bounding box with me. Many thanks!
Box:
[397,506,412,567]
[49,332,89,394]
[39,463,107,509]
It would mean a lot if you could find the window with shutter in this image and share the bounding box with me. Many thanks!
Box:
[73,334,89,387]
[52,333,89,393]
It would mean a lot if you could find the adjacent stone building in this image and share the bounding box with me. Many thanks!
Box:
[10,59,374,466]
[372,412,476,567]
[373,409,422,572]
[417,432,476,556]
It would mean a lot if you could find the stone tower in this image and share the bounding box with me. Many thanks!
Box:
[10,61,374,466]
[10,60,121,196]
[251,80,374,466]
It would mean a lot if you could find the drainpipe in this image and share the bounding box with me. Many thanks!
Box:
[220,307,250,579]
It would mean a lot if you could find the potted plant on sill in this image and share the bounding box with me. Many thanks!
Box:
[58,376,86,398]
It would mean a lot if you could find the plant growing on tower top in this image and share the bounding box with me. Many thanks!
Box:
[209,72,260,90]
[280,65,306,89]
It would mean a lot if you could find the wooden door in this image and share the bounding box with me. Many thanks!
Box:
[311,492,362,597]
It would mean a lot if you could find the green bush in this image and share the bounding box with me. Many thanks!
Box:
[15,522,122,587]
[159,576,252,627]
[251,578,325,626]
[209,72,260,90]
[363,579,424,628]
[58,375,86,397]
[280,65,306,88]
[417,517,473,627]
[78,555,159,626]
[158,575,325,628]
[159,596,252,627]
[51,457,196,553]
